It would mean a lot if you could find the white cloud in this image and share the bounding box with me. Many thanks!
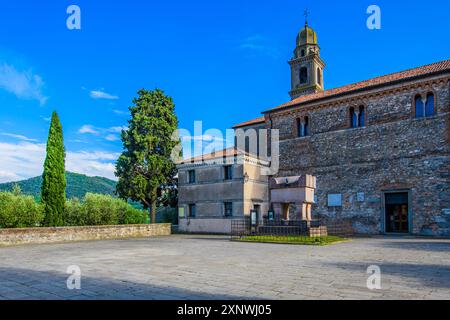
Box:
[0,133,38,142]
[78,125,100,135]
[0,63,48,105]
[113,109,128,115]
[0,141,46,183]
[0,141,119,183]
[0,170,20,182]
[238,34,280,58]
[239,35,267,50]
[107,126,127,133]
[66,150,119,180]
[78,125,127,141]
[105,134,119,142]
[90,90,119,100]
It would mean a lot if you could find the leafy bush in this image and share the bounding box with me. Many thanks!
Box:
[64,193,147,226]
[0,192,44,228]
[122,206,148,225]
[64,197,85,226]
[0,192,147,228]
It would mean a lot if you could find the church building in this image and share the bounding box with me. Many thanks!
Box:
[177,21,450,237]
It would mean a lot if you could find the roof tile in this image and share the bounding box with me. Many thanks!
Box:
[266,59,450,113]
[233,117,265,129]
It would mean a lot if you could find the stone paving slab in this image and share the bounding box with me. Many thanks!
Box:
[0,235,449,300]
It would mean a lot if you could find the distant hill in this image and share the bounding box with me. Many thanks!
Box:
[0,172,117,199]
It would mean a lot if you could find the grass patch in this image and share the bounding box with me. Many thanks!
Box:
[235,235,347,246]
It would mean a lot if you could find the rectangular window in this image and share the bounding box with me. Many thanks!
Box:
[188,170,196,184]
[328,194,342,207]
[188,204,196,218]
[224,165,233,180]
[224,202,233,217]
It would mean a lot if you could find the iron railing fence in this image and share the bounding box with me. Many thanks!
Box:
[230,218,354,242]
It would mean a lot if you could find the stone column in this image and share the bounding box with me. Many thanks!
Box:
[292,203,304,221]
[421,96,427,117]
[305,204,312,221]
[355,110,360,127]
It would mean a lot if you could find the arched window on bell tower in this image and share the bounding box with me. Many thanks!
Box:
[317,68,322,87]
[289,20,325,100]
[300,67,308,85]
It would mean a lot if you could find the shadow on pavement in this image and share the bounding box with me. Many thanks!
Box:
[0,267,258,300]
[325,261,450,290]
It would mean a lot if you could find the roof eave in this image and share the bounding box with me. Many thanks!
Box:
[262,69,450,115]
[232,121,266,130]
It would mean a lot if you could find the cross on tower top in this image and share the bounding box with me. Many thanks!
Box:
[304,9,310,25]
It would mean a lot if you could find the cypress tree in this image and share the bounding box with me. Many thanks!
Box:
[116,89,179,224]
[41,111,66,226]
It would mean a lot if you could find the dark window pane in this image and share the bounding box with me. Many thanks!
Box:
[297,118,302,137]
[224,202,233,217]
[189,204,196,218]
[188,170,196,184]
[224,166,233,180]
[385,193,408,205]
[415,96,424,118]
[359,106,365,127]
[425,93,435,117]
[350,108,357,128]
[300,67,308,84]
[304,116,309,136]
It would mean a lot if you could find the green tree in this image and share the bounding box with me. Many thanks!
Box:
[41,111,66,226]
[116,89,179,224]
[12,183,22,196]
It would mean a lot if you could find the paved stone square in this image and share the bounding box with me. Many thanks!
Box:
[0,235,449,300]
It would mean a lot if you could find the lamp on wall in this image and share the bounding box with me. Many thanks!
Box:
[244,172,250,183]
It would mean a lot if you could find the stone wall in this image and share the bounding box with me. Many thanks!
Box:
[179,218,232,234]
[0,224,171,247]
[269,76,450,236]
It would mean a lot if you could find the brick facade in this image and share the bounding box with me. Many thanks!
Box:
[266,76,450,236]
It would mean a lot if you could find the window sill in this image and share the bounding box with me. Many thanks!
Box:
[348,126,366,131]
[293,136,312,141]
[412,115,438,121]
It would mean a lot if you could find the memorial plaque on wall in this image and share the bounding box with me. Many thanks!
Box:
[328,194,342,207]
[357,192,365,202]
[178,207,185,218]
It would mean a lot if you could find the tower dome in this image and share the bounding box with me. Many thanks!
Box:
[296,22,318,47]
[289,20,325,100]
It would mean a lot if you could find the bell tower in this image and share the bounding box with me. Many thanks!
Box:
[289,14,325,100]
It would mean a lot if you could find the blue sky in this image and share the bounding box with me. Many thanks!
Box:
[0,0,449,182]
